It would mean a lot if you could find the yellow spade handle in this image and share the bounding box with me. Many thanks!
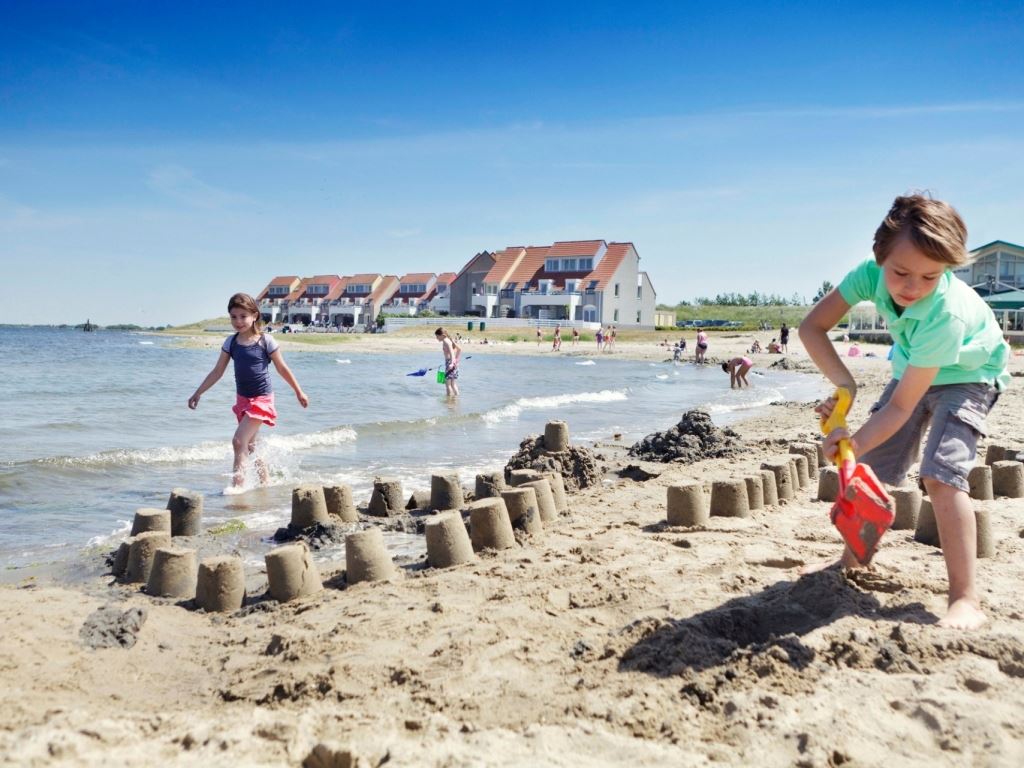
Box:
[821,387,856,467]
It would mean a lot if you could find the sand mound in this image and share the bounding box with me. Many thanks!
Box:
[628,410,742,463]
[79,604,147,650]
[505,435,602,491]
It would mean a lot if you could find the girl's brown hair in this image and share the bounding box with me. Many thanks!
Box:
[228,293,263,334]
[435,326,460,349]
[873,194,969,267]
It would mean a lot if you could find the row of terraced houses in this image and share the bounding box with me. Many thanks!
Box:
[257,239,657,328]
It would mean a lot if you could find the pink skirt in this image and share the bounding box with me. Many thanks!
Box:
[232,393,277,426]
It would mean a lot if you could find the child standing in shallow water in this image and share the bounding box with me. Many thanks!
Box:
[188,293,309,487]
[435,326,461,398]
[800,194,1009,630]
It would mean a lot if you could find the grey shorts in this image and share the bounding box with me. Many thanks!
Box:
[859,380,998,492]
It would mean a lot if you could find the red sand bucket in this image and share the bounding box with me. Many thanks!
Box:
[821,388,895,564]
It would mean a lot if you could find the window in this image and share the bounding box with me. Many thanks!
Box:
[565,279,577,293]
[269,285,288,295]
[636,311,641,323]
[546,259,559,271]
[560,258,577,271]
[487,285,498,295]
[614,283,620,297]
[579,257,593,271]
[505,282,516,290]
[347,284,370,294]
[613,309,619,322]
[587,280,598,291]
[637,285,642,298]
[307,284,328,295]
[401,283,426,294]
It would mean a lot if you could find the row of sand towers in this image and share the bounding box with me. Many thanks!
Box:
[664,440,1024,557]
[108,421,577,612]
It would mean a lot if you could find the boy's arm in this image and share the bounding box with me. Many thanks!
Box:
[799,289,857,401]
[188,351,230,408]
[848,365,937,456]
[270,350,309,408]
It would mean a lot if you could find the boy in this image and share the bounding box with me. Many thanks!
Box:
[799,194,1009,630]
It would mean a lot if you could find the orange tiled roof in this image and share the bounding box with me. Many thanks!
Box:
[345,274,380,294]
[506,246,550,286]
[286,279,309,301]
[370,275,400,303]
[547,240,606,258]
[436,272,457,285]
[584,242,634,291]
[325,276,349,301]
[482,247,526,284]
[399,272,436,284]
[256,275,300,300]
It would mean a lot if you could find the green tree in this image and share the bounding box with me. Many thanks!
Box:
[813,281,835,303]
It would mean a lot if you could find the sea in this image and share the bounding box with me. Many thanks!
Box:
[0,326,826,581]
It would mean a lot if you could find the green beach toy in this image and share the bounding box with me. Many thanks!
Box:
[436,369,446,384]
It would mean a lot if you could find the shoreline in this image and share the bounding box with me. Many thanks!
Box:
[2,340,1022,765]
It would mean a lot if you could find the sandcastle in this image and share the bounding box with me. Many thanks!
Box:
[196,556,246,612]
[430,472,464,511]
[891,486,922,530]
[967,465,994,501]
[519,478,557,523]
[323,484,358,522]
[467,498,516,551]
[130,508,171,536]
[992,460,1024,498]
[817,466,839,503]
[758,469,778,506]
[710,479,750,518]
[167,488,203,536]
[761,459,795,501]
[744,475,764,510]
[146,547,198,599]
[265,542,322,602]
[475,471,506,499]
[124,531,172,584]
[425,512,476,568]
[666,482,708,526]
[368,477,404,517]
[501,487,543,535]
[345,528,395,584]
[291,485,330,528]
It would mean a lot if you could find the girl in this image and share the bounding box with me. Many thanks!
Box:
[435,327,461,398]
[721,356,753,388]
[188,293,309,487]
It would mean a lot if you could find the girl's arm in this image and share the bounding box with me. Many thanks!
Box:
[729,362,738,388]
[799,289,858,410]
[270,350,309,407]
[188,351,230,409]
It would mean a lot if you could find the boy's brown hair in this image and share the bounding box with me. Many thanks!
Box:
[227,293,263,332]
[873,194,969,267]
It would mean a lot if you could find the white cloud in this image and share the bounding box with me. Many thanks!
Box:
[147,164,253,210]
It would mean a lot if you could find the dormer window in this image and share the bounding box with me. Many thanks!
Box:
[269,285,289,296]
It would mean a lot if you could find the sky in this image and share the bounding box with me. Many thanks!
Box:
[1,0,1023,326]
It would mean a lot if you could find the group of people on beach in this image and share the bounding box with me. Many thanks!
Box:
[187,194,1008,631]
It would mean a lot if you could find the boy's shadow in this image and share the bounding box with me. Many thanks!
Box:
[618,567,934,677]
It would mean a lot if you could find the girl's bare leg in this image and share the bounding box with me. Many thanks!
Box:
[231,416,262,487]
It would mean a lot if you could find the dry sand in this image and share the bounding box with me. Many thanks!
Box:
[2,332,1024,767]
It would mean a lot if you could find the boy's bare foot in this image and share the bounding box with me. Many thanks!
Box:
[938,598,986,630]
[799,548,863,575]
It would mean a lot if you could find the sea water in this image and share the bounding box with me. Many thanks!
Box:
[0,327,825,578]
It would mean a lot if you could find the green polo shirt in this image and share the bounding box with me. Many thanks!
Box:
[838,258,1010,391]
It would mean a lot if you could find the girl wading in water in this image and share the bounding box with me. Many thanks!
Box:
[435,327,462,398]
[188,293,309,487]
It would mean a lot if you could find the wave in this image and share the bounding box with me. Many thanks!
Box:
[336,359,351,364]
[482,389,628,424]
[138,341,154,345]
[574,360,596,366]
[27,426,358,469]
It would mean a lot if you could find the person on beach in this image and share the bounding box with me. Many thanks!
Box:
[749,339,762,354]
[596,327,603,350]
[695,328,708,364]
[552,324,562,351]
[572,327,580,346]
[780,323,790,353]
[609,326,617,351]
[435,326,462,398]
[800,194,1009,630]
[536,327,542,346]
[721,356,754,388]
[188,293,309,487]
[672,343,683,363]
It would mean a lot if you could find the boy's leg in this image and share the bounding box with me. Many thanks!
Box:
[917,383,997,630]
[924,478,984,629]
[231,415,262,486]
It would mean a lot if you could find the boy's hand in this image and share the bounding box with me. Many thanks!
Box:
[296,390,309,408]
[814,384,857,423]
[822,427,857,461]
[188,394,200,410]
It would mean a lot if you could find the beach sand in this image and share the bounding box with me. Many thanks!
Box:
[2,332,1023,766]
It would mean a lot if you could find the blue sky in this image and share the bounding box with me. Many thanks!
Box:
[2,1,1022,325]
